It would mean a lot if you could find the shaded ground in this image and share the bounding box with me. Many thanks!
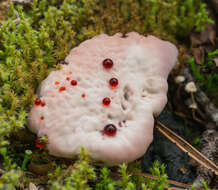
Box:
[142,108,197,184]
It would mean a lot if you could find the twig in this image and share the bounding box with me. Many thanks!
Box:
[155,120,218,175]
[129,171,190,189]
[128,171,204,190]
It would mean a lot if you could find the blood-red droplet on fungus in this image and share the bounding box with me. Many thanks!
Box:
[71,80,77,86]
[34,98,41,106]
[41,101,46,107]
[66,77,70,81]
[35,138,44,149]
[109,78,118,88]
[40,116,44,120]
[118,122,122,127]
[59,86,66,92]
[81,93,86,98]
[102,97,111,107]
[102,124,117,137]
[55,81,60,85]
[103,58,113,69]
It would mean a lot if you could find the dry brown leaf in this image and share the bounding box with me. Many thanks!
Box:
[193,47,205,65]
[190,24,216,46]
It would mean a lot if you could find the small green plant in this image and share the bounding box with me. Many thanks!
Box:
[0,170,20,190]
[202,180,210,190]
[193,137,201,146]
[95,167,115,190]
[50,147,96,190]
[49,148,171,190]
[0,147,16,171]
[148,161,169,190]
[21,150,32,171]
[190,181,211,190]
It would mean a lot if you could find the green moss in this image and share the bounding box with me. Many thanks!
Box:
[188,49,218,106]
[0,0,214,188]
[48,148,170,190]
[0,170,20,190]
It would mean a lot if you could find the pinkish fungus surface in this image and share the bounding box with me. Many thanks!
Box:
[28,32,178,165]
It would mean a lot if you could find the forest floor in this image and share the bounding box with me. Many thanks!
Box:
[0,0,217,189]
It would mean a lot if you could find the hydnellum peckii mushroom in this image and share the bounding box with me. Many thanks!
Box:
[28,32,178,165]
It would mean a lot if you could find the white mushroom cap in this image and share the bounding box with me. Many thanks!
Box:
[28,32,178,165]
[189,102,198,109]
[174,75,185,84]
[185,81,197,93]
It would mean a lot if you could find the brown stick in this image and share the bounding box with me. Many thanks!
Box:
[128,171,192,189]
[155,121,218,176]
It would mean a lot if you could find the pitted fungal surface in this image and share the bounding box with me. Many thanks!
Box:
[28,32,178,165]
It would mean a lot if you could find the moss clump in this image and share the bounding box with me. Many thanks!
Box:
[0,0,213,188]
[48,148,172,190]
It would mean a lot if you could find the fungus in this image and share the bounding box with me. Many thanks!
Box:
[28,32,178,165]
[174,75,185,84]
[189,102,198,109]
[185,81,197,93]
[185,81,198,117]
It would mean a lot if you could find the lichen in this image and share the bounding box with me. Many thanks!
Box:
[0,0,213,188]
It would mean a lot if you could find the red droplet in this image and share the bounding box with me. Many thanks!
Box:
[109,78,118,88]
[103,58,113,69]
[69,71,72,74]
[102,124,117,137]
[55,81,60,85]
[41,101,46,107]
[59,86,66,92]
[119,120,126,127]
[118,121,122,127]
[71,80,77,86]
[81,93,86,98]
[66,77,70,81]
[40,116,44,120]
[102,97,111,107]
[34,98,41,106]
[35,138,44,149]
